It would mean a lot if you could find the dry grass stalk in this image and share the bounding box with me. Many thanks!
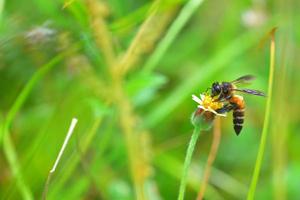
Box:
[86,0,116,68]
[108,2,177,199]
[84,1,178,199]
[42,118,78,200]
[197,117,221,200]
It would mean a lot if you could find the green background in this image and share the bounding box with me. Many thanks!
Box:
[0,0,299,199]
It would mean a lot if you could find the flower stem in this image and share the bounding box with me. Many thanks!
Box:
[178,125,202,200]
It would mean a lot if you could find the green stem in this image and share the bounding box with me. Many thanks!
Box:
[3,134,33,200]
[0,53,65,144]
[247,28,276,200]
[0,53,66,200]
[178,125,202,200]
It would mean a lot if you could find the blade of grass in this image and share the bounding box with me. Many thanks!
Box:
[143,0,204,73]
[271,32,291,200]
[0,53,67,200]
[247,28,276,200]
[0,53,65,144]
[42,118,78,200]
[109,2,151,33]
[2,132,33,200]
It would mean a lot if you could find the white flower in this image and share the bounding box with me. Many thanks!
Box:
[192,94,227,117]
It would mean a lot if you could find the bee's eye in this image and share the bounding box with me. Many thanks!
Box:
[211,82,221,96]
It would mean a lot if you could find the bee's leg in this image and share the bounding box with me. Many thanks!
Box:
[213,93,225,102]
[216,103,236,114]
[217,94,225,102]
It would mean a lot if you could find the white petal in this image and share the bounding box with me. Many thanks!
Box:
[208,107,227,117]
[198,106,227,117]
[197,105,206,110]
[207,107,218,114]
[192,94,203,104]
[217,113,227,117]
[200,94,206,101]
[197,106,211,113]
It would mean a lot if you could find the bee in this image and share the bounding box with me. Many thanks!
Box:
[210,75,265,135]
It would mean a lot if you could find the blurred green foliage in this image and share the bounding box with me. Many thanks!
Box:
[0,0,299,199]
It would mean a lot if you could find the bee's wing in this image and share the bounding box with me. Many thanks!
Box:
[231,75,256,85]
[233,88,266,97]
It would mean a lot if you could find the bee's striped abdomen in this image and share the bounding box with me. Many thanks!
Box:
[233,108,244,135]
[230,95,245,136]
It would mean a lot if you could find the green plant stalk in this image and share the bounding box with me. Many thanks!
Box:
[0,54,64,144]
[178,125,201,200]
[154,152,224,199]
[0,54,65,200]
[3,134,33,200]
[271,25,291,200]
[143,0,204,73]
[247,29,276,200]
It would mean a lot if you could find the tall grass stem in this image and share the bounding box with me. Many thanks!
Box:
[0,54,65,144]
[247,28,276,200]
[143,0,204,73]
[0,54,65,200]
[3,134,33,200]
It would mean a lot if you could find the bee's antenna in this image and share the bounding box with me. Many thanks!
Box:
[205,87,211,93]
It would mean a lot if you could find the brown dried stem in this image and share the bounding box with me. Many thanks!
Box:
[197,117,221,200]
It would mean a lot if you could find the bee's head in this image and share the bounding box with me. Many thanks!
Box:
[211,82,222,97]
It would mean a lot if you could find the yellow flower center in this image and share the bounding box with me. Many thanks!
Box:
[202,95,223,110]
